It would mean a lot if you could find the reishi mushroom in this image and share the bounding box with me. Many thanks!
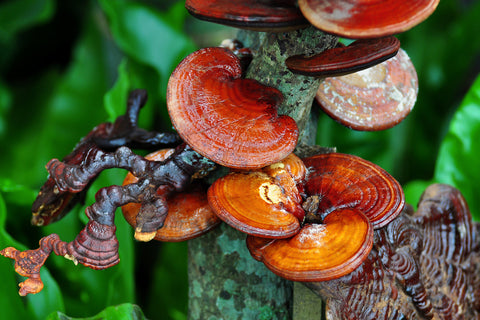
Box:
[167,47,299,169]
[122,149,221,242]
[209,151,404,281]
[207,154,306,238]
[298,0,440,39]
[315,48,418,131]
[185,0,308,31]
[286,36,401,77]
[247,208,373,281]
[303,152,405,229]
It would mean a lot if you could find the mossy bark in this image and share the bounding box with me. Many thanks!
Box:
[188,27,337,320]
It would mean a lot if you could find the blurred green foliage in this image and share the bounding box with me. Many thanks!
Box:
[0,0,478,319]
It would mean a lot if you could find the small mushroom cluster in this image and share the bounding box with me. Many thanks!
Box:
[208,152,404,281]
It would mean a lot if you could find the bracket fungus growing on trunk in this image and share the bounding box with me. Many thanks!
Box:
[247,208,374,282]
[286,36,401,77]
[185,0,308,31]
[209,152,405,283]
[302,153,405,229]
[167,47,299,169]
[207,154,306,238]
[1,91,219,295]
[298,0,441,38]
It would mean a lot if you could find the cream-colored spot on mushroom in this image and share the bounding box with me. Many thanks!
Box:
[32,217,44,226]
[296,224,327,245]
[64,254,78,265]
[135,229,156,242]
[268,162,285,170]
[192,206,211,221]
[259,182,284,205]
[319,2,354,20]
[458,224,467,239]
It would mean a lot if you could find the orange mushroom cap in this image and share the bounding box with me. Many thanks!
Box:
[208,171,302,238]
[316,48,418,131]
[262,153,307,184]
[122,149,220,242]
[286,36,400,77]
[185,0,308,32]
[167,47,299,169]
[303,153,405,229]
[247,208,374,281]
[299,0,440,39]
[208,154,307,238]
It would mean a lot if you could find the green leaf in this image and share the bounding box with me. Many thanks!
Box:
[0,8,115,187]
[0,0,55,40]
[144,242,188,320]
[46,303,147,320]
[0,178,37,206]
[0,81,11,137]
[99,0,196,97]
[103,57,166,130]
[104,59,131,122]
[433,74,480,221]
[0,5,135,317]
[403,180,431,208]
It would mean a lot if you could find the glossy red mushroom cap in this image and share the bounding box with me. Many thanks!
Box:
[286,36,400,77]
[185,0,308,31]
[299,0,440,38]
[303,153,405,229]
[167,47,299,169]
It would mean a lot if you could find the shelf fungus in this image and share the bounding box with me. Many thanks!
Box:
[305,184,480,319]
[167,47,299,169]
[298,0,440,39]
[185,0,308,31]
[286,36,401,77]
[122,149,221,242]
[316,48,418,131]
[302,152,405,229]
[247,208,374,281]
[240,152,403,282]
[207,154,306,238]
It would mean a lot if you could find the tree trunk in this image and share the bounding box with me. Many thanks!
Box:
[188,27,337,319]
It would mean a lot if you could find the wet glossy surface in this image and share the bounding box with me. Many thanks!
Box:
[247,208,373,281]
[303,153,405,229]
[307,184,480,319]
[286,36,400,77]
[167,47,299,169]
[208,170,302,238]
[299,0,440,38]
[186,0,308,31]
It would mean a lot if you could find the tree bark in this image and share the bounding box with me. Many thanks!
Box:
[188,27,337,319]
